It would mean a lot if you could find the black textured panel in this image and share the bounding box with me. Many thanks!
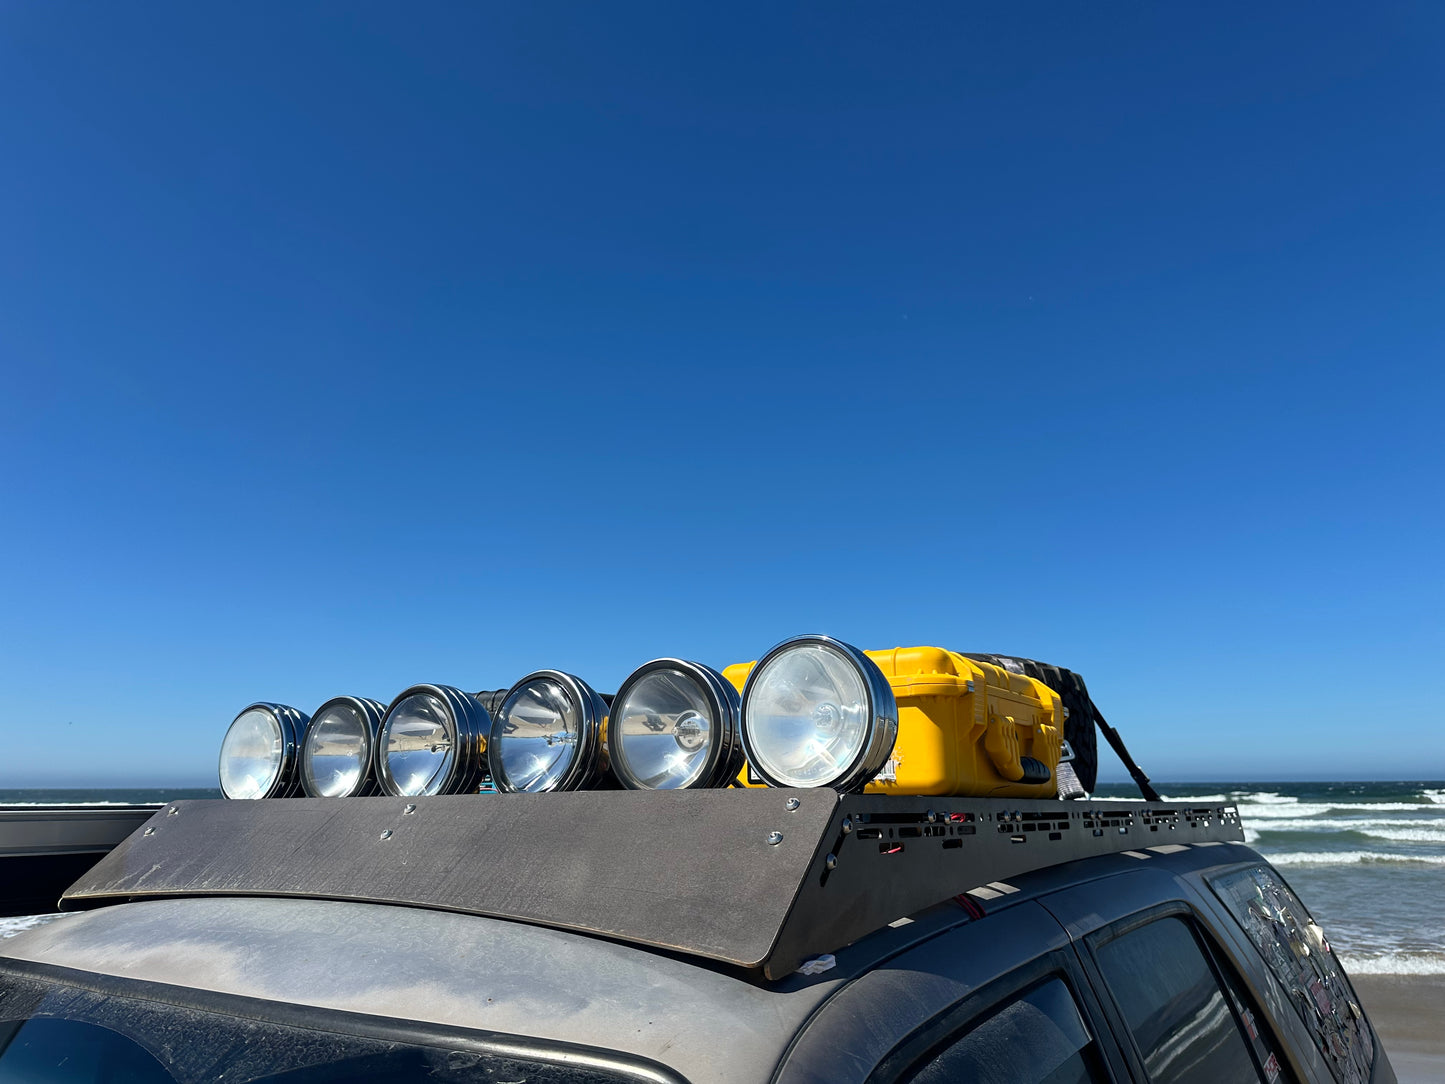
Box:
[61,790,838,969]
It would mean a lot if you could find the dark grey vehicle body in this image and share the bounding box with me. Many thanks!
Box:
[0,838,1394,1084]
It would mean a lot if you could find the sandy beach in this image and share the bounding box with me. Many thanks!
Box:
[1350,974,1445,1084]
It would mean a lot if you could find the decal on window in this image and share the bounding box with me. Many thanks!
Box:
[1210,865,1373,1084]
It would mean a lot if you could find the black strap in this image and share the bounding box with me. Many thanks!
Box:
[1089,699,1161,802]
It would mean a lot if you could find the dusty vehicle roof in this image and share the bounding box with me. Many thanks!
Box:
[0,895,845,1083]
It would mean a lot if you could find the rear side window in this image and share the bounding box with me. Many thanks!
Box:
[1094,917,1263,1084]
[0,962,671,1084]
[1210,865,1373,1084]
[0,1018,172,1083]
[902,977,1105,1084]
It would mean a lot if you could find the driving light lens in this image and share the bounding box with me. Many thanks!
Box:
[489,671,607,793]
[610,659,741,790]
[218,703,308,799]
[300,696,387,798]
[740,635,898,790]
[376,684,489,796]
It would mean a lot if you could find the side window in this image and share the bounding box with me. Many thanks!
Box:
[1210,865,1373,1084]
[902,977,1106,1084]
[1094,916,1264,1084]
[0,1019,174,1083]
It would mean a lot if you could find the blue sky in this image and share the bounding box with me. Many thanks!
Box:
[1,4,1441,786]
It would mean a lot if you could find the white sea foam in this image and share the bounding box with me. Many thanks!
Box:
[1238,801,1441,820]
[1159,793,1230,804]
[1339,951,1445,976]
[1356,825,1445,844]
[1248,817,1445,837]
[0,801,154,807]
[1425,789,1445,805]
[1262,850,1445,867]
[1234,791,1296,805]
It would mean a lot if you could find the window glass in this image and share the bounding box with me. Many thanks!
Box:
[904,977,1104,1084]
[1095,917,1261,1084]
[0,965,649,1084]
[1210,865,1373,1084]
[0,1018,174,1083]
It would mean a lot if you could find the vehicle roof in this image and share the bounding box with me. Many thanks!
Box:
[0,841,1270,1084]
[2,895,838,1083]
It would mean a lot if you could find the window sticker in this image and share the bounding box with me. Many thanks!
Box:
[1209,865,1373,1084]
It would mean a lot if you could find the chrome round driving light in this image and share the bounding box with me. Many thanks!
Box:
[610,659,742,790]
[376,684,489,797]
[218,702,309,799]
[300,695,386,798]
[489,670,607,793]
[740,635,898,791]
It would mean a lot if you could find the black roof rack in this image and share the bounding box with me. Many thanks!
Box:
[61,790,1242,979]
[1,804,161,919]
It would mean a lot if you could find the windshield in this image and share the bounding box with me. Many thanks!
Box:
[0,963,674,1084]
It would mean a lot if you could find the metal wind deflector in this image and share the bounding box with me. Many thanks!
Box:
[62,791,1242,979]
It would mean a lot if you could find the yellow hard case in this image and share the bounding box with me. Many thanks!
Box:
[724,645,1063,799]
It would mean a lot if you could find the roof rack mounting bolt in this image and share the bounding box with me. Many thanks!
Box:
[841,816,854,834]
[825,853,837,871]
[166,807,179,816]
[785,798,800,811]
[926,809,937,824]
[142,827,155,836]
[379,829,393,841]
[403,804,416,815]
[767,831,784,846]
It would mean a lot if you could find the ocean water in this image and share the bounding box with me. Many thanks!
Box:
[1094,781,1445,976]
[3,783,1442,976]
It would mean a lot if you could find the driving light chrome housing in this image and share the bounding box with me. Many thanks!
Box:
[610,659,742,790]
[218,702,309,800]
[300,695,387,798]
[376,684,489,797]
[740,635,898,791]
[489,670,607,793]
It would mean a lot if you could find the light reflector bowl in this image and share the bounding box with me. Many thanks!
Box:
[740,634,898,790]
[300,695,387,798]
[218,702,308,799]
[376,684,489,797]
[489,670,607,793]
[610,659,742,790]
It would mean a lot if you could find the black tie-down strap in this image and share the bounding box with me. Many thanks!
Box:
[1088,702,1161,802]
[961,654,1160,802]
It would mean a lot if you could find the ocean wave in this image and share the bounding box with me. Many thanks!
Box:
[1236,801,1442,820]
[1247,818,1445,843]
[1340,951,1445,976]
[1353,825,1445,844]
[1158,793,1230,804]
[1261,850,1445,867]
[1233,791,1297,805]
[1247,816,1445,831]
[1426,789,1445,805]
[0,801,156,807]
